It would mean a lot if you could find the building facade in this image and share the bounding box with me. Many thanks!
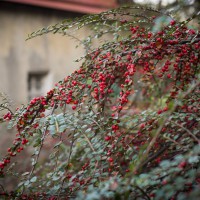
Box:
[0,0,117,105]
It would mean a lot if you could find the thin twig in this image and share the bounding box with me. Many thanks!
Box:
[83,133,96,152]
[0,184,5,192]
[57,135,76,199]
[163,135,184,147]
[171,121,200,144]
[0,105,14,115]
[135,185,151,200]
[133,81,199,173]
[89,117,103,130]
[21,105,56,194]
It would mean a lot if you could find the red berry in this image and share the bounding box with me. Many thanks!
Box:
[170,20,176,26]
[108,157,113,162]
[0,162,4,169]
[105,136,111,141]
[72,105,76,110]
[140,123,145,129]
[162,180,168,185]
[178,161,187,168]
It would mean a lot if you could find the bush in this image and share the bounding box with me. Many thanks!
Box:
[0,6,199,200]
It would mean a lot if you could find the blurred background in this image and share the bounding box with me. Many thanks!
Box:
[0,0,199,106]
[0,0,199,191]
[0,0,118,106]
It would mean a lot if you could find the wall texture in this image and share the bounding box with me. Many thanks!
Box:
[0,2,86,105]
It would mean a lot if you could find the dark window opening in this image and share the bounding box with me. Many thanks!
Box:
[28,72,48,101]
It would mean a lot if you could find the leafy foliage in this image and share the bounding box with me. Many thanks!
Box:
[0,6,200,200]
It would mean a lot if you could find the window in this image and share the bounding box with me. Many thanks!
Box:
[28,72,49,101]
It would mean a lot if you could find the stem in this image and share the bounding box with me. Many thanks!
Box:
[171,121,200,144]
[133,81,199,173]
[83,133,96,152]
[0,105,14,115]
[21,104,56,194]
[0,184,5,192]
[57,135,76,199]
[89,117,103,131]
[135,185,151,200]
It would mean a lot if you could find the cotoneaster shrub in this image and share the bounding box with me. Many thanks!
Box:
[0,6,199,200]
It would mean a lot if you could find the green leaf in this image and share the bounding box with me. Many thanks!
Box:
[85,128,92,133]
[30,176,37,183]
[49,125,56,136]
